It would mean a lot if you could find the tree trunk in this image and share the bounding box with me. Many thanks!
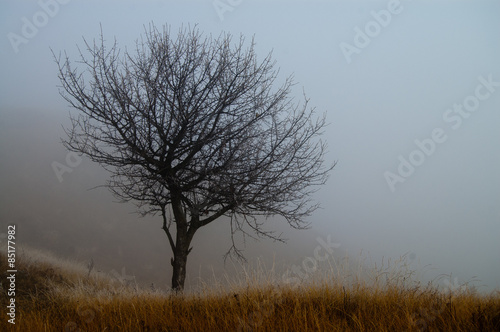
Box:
[171,245,189,291]
[168,194,196,292]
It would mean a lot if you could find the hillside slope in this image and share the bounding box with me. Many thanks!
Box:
[1,246,500,331]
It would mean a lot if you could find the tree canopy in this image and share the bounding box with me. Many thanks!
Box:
[55,24,334,290]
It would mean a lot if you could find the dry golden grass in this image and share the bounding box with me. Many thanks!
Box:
[1,246,499,331]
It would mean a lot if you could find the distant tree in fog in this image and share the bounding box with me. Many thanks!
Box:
[54,24,334,291]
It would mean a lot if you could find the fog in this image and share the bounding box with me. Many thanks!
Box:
[1,0,499,292]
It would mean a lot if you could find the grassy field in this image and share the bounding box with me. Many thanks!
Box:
[1,247,499,331]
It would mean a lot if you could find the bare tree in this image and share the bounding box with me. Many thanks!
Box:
[54,24,334,291]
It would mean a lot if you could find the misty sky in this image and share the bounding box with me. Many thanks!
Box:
[1,0,499,292]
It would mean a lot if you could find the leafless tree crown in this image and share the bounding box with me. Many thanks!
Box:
[55,24,334,260]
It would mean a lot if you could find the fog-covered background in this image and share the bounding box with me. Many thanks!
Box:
[1,0,499,292]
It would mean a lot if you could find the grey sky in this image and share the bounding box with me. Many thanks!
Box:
[1,0,499,292]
